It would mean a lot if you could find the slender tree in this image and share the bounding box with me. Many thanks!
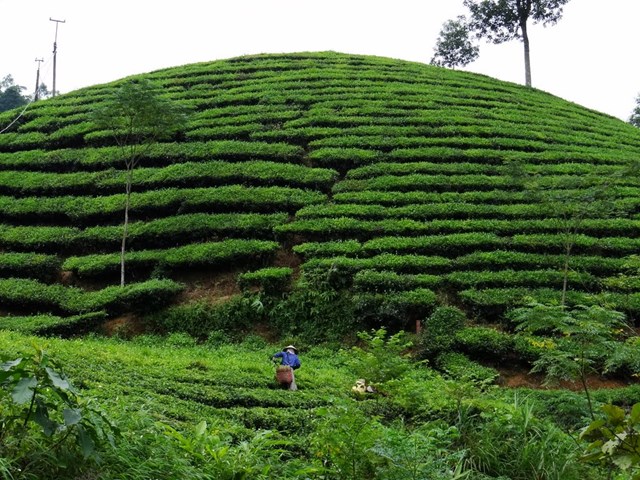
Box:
[431,16,480,68]
[436,1,571,87]
[92,79,186,286]
[630,94,640,128]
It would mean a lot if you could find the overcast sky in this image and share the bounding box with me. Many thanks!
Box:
[1,0,638,121]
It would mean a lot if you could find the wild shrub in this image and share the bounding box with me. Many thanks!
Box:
[267,269,359,343]
[348,328,413,387]
[435,352,499,388]
[237,267,293,295]
[0,346,118,479]
[417,306,467,360]
[453,326,515,360]
[462,397,586,480]
[146,295,263,339]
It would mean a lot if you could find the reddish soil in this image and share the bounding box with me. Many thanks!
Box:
[174,270,241,304]
[498,366,630,390]
[102,313,147,337]
[273,247,302,271]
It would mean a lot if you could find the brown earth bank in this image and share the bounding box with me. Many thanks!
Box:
[497,366,632,390]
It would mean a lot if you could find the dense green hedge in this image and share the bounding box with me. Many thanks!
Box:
[0,252,61,281]
[0,160,337,196]
[332,187,640,207]
[0,311,106,335]
[63,239,280,277]
[293,240,363,258]
[455,250,626,275]
[459,287,640,318]
[353,269,440,293]
[0,141,303,172]
[354,288,437,326]
[1,213,287,253]
[0,187,323,224]
[303,254,452,280]
[277,217,640,241]
[445,269,598,289]
[0,278,183,315]
[237,267,293,294]
[296,200,640,221]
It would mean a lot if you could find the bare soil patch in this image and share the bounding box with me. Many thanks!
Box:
[173,270,241,304]
[498,366,630,390]
[102,313,147,337]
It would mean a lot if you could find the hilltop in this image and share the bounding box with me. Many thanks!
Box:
[1,51,640,340]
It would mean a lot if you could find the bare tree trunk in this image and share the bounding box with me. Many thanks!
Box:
[521,20,532,87]
[120,167,133,287]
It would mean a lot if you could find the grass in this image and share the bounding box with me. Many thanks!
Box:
[0,329,625,479]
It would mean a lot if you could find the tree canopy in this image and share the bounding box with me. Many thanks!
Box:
[434,0,571,86]
[431,16,480,68]
[0,75,28,113]
[630,94,640,128]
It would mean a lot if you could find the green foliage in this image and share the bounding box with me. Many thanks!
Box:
[0,75,28,113]
[353,289,437,330]
[0,277,183,315]
[0,345,118,478]
[237,267,293,295]
[436,352,499,388]
[462,396,585,480]
[371,424,467,480]
[431,15,479,68]
[162,421,317,479]
[310,402,381,479]
[267,269,359,343]
[348,328,413,387]
[0,253,61,281]
[146,296,263,339]
[629,93,640,128]
[454,326,515,360]
[510,302,629,416]
[0,312,106,336]
[580,403,640,478]
[418,306,468,360]
[64,239,280,278]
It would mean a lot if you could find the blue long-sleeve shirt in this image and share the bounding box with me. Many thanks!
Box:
[273,351,300,369]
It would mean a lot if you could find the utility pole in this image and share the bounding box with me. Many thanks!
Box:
[34,58,44,101]
[49,17,66,98]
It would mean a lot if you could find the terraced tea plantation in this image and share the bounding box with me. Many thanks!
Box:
[1,51,640,334]
[4,51,640,480]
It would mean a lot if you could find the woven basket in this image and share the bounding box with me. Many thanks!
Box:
[275,365,293,385]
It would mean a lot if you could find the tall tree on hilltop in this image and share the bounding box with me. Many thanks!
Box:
[92,79,187,286]
[431,16,480,68]
[630,94,640,128]
[0,75,29,112]
[434,0,571,87]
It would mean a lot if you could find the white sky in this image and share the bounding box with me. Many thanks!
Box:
[1,0,638,121]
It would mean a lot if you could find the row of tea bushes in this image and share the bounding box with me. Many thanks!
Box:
[331,187,640,206]
[1,213,288,253]
[0,278,183,315]
[0,160,337,196]
[277,217,640,241]
[0,187,323,225]
[63,239,280,278]
[0,140,304,171]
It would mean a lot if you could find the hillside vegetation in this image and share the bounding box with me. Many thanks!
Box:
[3,51,640,479]
[1,51,640,338]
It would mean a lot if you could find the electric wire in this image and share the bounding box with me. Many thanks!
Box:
[0,53,55,134]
